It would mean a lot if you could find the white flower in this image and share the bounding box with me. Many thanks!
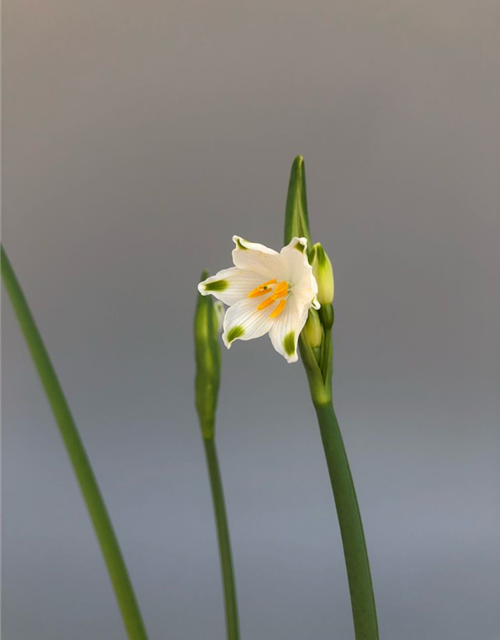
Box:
[198,236,320,363]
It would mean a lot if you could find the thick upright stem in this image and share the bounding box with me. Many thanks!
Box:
[203,437,240,640]
[1,246,149,640]
[315,402,379,640]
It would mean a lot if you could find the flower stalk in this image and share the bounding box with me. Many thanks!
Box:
[194,275,240,640]
[285,157,380,640]
[1,245,149,640]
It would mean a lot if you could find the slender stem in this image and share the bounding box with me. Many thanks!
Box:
[203,437,240,640]
[1,246,149,640]
[315,401,379,640]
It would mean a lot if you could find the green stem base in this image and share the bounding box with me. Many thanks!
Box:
[203,437,240,640]
[315,402,379,640]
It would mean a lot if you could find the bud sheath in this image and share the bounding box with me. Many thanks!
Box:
[304,309,323,349]
[194,271,222,439]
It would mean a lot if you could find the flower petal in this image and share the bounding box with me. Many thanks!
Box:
[198,267,264,305]
[280,237,313,283]
[222,297,275,348]
[293,285,321,311]
[268,301,309,363]
[232,236,287,280]
[280,236,320,309]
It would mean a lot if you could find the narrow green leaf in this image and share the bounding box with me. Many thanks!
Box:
[1,245,149,640]
[284,155,312,247]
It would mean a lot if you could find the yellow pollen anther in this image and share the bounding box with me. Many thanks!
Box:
[256,296,276,311]
[248,279,278,298]
[270,299,287,319]
[272,281,289,298]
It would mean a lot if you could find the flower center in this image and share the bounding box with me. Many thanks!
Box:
[248,279,289,318]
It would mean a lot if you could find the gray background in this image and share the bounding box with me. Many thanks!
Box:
[2,1,499,639]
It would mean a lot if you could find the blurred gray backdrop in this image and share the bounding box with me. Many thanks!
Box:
[2,1,499,639]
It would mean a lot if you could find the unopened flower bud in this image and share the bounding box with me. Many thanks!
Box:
[194,271,222,439]
[304,309,323,349]
[311,243,334,305]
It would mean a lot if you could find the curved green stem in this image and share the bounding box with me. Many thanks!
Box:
[1,246,149,640]
[285,154,378,638]
[203,437,240,640]
[314,401,379,640]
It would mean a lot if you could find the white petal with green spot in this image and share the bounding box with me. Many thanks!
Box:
[198,236,320,363]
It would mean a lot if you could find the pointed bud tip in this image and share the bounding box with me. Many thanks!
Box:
[291,155,305,173]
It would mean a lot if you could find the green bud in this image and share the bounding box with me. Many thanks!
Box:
[194,271,222,439]
[303,309,323,348]
[311,243,334,305]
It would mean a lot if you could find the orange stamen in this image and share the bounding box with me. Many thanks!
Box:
[248,289,268,298]
[270,299,287,319]
[248,279,278,298]
[256,296,276,311]
[272,281,289,299]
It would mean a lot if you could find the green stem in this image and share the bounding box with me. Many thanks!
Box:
[315,401,379,640]
[203,437,240,640]
[1,246,149,640]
